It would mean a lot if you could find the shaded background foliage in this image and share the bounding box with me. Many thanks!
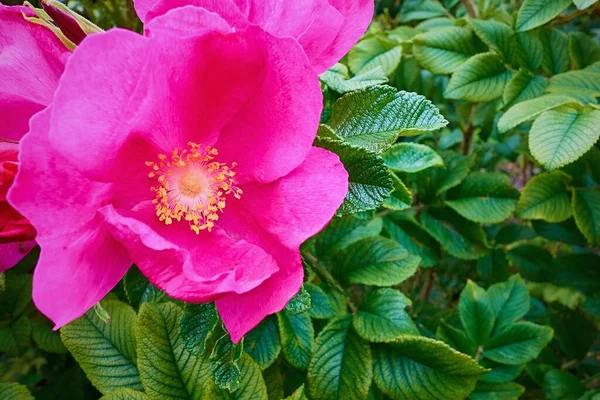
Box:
[1,0,600,399]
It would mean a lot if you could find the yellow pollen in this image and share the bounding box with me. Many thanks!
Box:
[146,142,243,234]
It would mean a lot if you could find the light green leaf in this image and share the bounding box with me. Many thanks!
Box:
[308,316,372,400]
[445,53,513,102]
[468,19,513,61]
[470,381,525,400]
[488,275,530,330]
[277,311,313,370]
[516,0,572,32]
[137,302,215,399]
[315,137,394,215]
[353,288,418,342]
[305,284,333,319]
[420,209,489,260]
[503,70,548,108]
[572,188,600,245]
[210,334,244,392]
[399,0,447,22]
[483,322,553,365]
[286,287,311,315]
[573,0,598,9]
[383,173,413,211]
[123,266,165,309]
[179,303,218,354]
[510,32,543,71]
[459,280,495,346]
[373,336,486,400]
[215,354,268,400]
[569,32,600,69]
[538,28,570,75]
[516,171,572,222]
[0,382,34,400]
[445,172,520,224]
[244,316,280,370]
[383,143,443,173]
[32,323,67,354]
[100,389,149,400]
[328,86,448,152]
[61,299,142,394]
[530,106,600,169]
[383,215,439,268]
[349,36,402,76]
[333,237,420,286]
[320,63,388,94]
[498,94,579,134]
[284,385,308,400]
[413,27,480,74]
[547,67,600,98]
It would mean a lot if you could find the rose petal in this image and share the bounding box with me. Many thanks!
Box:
[0,240,35,273]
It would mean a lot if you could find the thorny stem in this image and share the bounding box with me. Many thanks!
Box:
[461,0,478,18]
[461,105,477,155]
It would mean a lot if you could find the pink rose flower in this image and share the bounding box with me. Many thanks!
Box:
[9,9,348,341]
[0,5,70,271]
[133,0,374,73]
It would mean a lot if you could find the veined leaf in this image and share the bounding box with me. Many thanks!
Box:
[468,19,512,61]
[32,323,67,354]
[572,188,600,245]
[305,284,333,319]
[480,361,525,384]
[459,281,495,346]
[0,382,34,400]
[277,311,313,370]
[437,320,477,357]
[413,27,480,74]
[507,245,553,282]
[498,94,579,134]
[308,316,372,400]
[383,215,439,268]
[383,143,443,173]
[320,64,388,94]
[210,334,244,392]
[349,36,402,76]
[510,32,543,71]
[516,0,572,32]
[244,316,280,370]
[538,28,570,75]
[470,381,525,400]
[503,70,548,108]
[284,385,308,400]
[215,354,268,400]
[179,303,218,354]
[445,53,513,102]
[487,275,530,330]
[383,173,413,211]
[312,215,383,258]
[285,287,311,315]
[123,266,165,309]
[483,322,553,365]
[569,32,600,69]
[413,152,474,202]
[547,66,600,98]
[573,0,598,9]
[530,106,600,170]
[100,389,149,400]
[516,171,572,222]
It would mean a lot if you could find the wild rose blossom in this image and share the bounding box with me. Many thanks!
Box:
[0,5,70,271]
[9,7,349,341]
[134,0,374,74]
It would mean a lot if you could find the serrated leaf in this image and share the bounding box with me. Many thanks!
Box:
[243,316,280,370]
[470,381,525,400]
[263,365,283,400]
[437,320,477,356]
[516,171,572,222]
[468,19,512,61]
[308,316,372,400]
[459,280,495,346]
[277,311,313,370]
[383,215,439,268]
[61,299,142,394]
[284,385,308,400]
[123,266,165,309]
[572,188,600,245]
[373,336,486,400]
[547,66,600,98]
[32,323,67,354]
[507,245,552,281]
[100,389,149,400]
[315,137,393,215]
[0,382,34,400]
[503,70,548,108]
[215,354,268,400]
[383,173,413,211]
[353,288,418,342]
[569,32,600,70]
[445,172,519,224]
[312,215,383,258]
[510,32,543,71]
[399,0,447,22]
[488,275,530,331]
[484,322,553,365]
[349,36,402,76]
[320,63,388,94]
[285,287,311,315]
[383,143,443,173]
[480,361,525,384]
[445,53,513,102]
[413,152,474,201]
[179,303,218,354]
[137,302,215,399]
[420,209,488,260]
[530,106,600,170]
[333,237,420,286]
[305,283,333,319]
[328,86,447,152]
[538,28,570,75]
[516,0,572,32]
[413,27,480,74]
[573,0,598,9]
[210,334,244,392]
[498,94,579,133]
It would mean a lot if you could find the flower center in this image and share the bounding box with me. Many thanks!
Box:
[146,142,242,234]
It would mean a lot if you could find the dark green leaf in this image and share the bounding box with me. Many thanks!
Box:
[459,280,495,346]
[244,316,280,370]
[179,303,218,354]
[483,322,553,365]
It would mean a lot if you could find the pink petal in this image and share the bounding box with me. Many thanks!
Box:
[99,203,278,302]
[0,241,35,273]
[144,5,232,37]
[0,4,69,140]
[142,0,248,27]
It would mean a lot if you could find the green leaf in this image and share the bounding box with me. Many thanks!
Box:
[123,266,165,309]
[547,66,600,98]
[0,272,31,318]
[445,53,513,102]
[532,219,587,246]
[277,311,313,370]
[0,382,34,400]
[516,0,572,32]
[263,365,283,400]
[480,361,525,384]
[32,323,67,354]
[312,215,382,258]
[100,389,149,400]
[483,322,553,365]
[348,36,402,76]
[420,209,488,260]
[445,172,519,224]
[179,303,218,354]
[437,320,477,357]
[538,28,570,75]
[61,299,142,394]
[488,275,530,330]
[413,152,475,201]
[333,237,420,286]
[315,137,393,215]
[286,287,311,315]
[215,354,268,400]
[399,0,447,22]
[383,215,439,268]
[468,19,513,61]
[137,302,215,399]
[543,369,585,400]
[0,315,30,356]
[569,32,600,69]
[459,280,495,346]
[328,86,447,153]
[305,284,333,319]
[284,385,308,400]
[353,288,418,342]
[383,143,443,173]
[373,336,486,400]
[503,70,548,108]
[308,316,372,400]
[530,106,600,170]
[320,63,388,94]
[497,94,579,134]
[470,381,525,400]
[516,171,572,222]
[210,334,244,392]
[572,188,600,245]
[383,173,413,211]
[476,250,509,284]
[507,245,552,281]
[510,32,543,71]
[573,0,598,9]
[243,316,280,370]
[413,27,480,74]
